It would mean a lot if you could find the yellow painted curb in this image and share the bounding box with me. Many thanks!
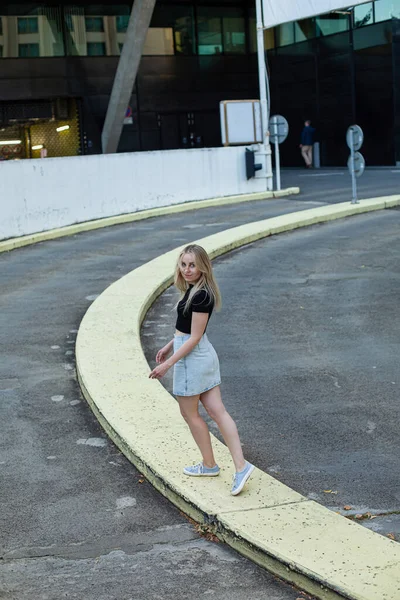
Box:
[0,187,299,253]
[76,195,400,600]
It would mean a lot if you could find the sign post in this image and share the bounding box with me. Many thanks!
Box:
[269,114,289,191]
[255,0,273,191]
[346,125,365,204]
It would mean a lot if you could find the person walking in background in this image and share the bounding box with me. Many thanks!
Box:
[300,120,316,168]
[149,244,255,496]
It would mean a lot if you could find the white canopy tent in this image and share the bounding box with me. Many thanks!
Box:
[256,0,367,189]
[261,1,368,28]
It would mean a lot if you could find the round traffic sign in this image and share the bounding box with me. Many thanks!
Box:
[347,151,365,178]
[269,115,289,144]
[346,125,364,151]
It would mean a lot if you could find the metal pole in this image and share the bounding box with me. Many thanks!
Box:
[255,0,273,191]
[256,0,268,146]
[274,118,281,191]
[350,128,358,204]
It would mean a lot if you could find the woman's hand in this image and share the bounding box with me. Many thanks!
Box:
[156,346,170,364]
[149,361,171,380]
[155,340,173,364]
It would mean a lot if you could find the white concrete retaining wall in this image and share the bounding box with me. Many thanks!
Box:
[0,146,267,241]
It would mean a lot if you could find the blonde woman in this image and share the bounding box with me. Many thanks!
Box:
[149,244,254,496]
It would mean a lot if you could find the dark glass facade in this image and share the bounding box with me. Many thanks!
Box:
[0,1,399,165]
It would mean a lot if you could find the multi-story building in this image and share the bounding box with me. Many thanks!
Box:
[0,1,399,166]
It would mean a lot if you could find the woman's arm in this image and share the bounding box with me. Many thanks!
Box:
[149,312,208,380]
[168,312,208,367]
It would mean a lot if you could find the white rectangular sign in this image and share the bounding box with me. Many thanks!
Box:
[262,0,366,28]
[220,101,262,146]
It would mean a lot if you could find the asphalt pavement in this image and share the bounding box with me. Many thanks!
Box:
[281,166,400,204]
[0,195,322,600]
[1,168,399,598]
[143,205,400,541]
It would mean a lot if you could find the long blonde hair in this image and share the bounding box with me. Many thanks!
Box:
[174,244,222,313]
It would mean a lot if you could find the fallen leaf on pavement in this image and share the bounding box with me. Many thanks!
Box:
[355,514,363,519]
[387,533,395,540]
[343,505,352,511]
[138,479,145,484]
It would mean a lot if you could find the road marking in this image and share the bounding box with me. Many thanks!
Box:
[77,437,107,447]
[116,496,137,509]
[51,395,64,402]
[299,172,345,177]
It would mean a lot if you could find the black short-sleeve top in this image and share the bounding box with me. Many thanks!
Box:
[176,285,214,334]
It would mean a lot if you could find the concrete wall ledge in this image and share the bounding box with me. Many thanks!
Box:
[76,195,400,600]
[0,187,299,253]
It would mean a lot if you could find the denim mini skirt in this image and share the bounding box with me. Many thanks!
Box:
[173,333,221,397]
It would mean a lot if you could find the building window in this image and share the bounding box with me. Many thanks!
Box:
[223,16,246,54]
[19,43,40,57]
[277,22,295,46]
[197,8,246,55]
[144,28,174,55]
[116,15,130,33]
[316,13,349,36]
[87,42,106,56]
[0,17,2,35]
[294,18,316,42]
[174,15,195,55]
[18,17,39,34]
[354,3,374,27]
[197,9,223,55]
[375,0,397,22]
[151,5,195,55]
[65,14,74,32]
[85,17,104,32]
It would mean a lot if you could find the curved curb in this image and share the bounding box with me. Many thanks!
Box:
[76,195,400,600]
[0,187,299,253]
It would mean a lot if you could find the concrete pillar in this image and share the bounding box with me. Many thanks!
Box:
[102,0,156,154]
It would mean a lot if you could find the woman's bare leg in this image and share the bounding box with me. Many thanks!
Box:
[177,394,217,468]
[200,386,246,472]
